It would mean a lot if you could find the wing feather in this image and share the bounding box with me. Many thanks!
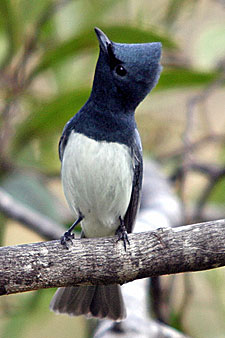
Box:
[124,129,143,233]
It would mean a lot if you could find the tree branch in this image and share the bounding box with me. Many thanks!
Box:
[1,218,225,296]
[0,187,64,240]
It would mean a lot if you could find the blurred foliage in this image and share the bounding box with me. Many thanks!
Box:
[209,178,225,204]
[0,0,225,338]
[1,291,44,338]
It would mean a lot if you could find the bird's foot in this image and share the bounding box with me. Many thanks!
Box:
[61,230,74,250]
[116,217,130,251]
[60,214,83,249]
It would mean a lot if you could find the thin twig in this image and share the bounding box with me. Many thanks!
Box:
[157,133,225,161]
[173,72,225,220]
[193,166,225,220]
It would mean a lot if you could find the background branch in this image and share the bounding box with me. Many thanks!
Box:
[0,187,64,240]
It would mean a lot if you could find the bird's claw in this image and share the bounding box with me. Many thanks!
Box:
[116,223,130,251]
[61,231,74,249]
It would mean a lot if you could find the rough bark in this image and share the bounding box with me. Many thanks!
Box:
[0,218,225,296]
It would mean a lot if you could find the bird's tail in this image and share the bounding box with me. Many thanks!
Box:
[50,284,126,321]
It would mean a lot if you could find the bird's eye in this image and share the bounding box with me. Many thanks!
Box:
[115,65,127,77]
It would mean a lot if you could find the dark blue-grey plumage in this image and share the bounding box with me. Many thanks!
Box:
[59,28,162,157]
[51,27,162,321]
[124,129,143,234]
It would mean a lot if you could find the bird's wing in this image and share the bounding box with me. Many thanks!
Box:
[124,128,143,234]
[58,119,73,161]
[58,132,67,162]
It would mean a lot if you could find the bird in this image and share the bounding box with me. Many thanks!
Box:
[50,27,162,321]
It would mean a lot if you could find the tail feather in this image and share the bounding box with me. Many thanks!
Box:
[50,285,126,321]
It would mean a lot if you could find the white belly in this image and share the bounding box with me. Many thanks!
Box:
[61,132,133,238]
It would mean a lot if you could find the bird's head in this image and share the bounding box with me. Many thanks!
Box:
[91,27,162,112]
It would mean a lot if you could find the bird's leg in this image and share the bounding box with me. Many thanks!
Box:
[116,216,130,251]
[61,214,83,249]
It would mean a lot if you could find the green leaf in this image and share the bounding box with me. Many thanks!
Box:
[164,0,189,26]
[99,25,177,48]
[0,0,22,67]
[13,88,90,154]
[208,178,225,204]
[156,68,221,90]
[20,0,50,26]
[31,30,96,78]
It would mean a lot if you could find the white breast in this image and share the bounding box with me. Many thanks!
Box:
[61,132,133,238]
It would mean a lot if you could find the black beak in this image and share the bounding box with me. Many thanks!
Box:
[94,27,111,53]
